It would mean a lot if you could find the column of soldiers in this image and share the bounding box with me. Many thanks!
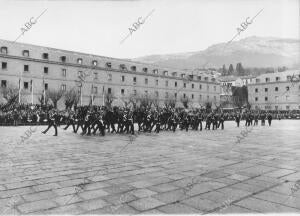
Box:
[0,103,288,137]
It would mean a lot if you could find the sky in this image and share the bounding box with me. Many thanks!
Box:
[0,0,299,59]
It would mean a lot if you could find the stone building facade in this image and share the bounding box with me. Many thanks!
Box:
[0,39,220,108]
[247,70,300,110]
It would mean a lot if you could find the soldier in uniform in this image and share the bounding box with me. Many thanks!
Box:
[42,109,58,136]
[267,112,272,126]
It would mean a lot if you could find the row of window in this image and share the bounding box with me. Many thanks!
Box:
[0,80,217,101]
[255,105,293,110]
[0,61,216,84]
[256,75,300,83]
[255,86,300,93]
[255,95,291,102]
[0,47,215,81]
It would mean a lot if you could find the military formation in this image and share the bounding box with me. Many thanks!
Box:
[0,103,297,137]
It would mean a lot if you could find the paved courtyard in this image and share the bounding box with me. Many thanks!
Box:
[0,120,300,214]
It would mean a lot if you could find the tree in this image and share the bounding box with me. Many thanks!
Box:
[228,64,234,75]
[137,94,155,109]
[231,86,248,108]
[236,62,245,76]
[38,92,50,106]
[180,96,190,109]
[204,101,212,112]
[64,89,79,109]
[128,94,139,109]
[222,64,227,76]
[164,96,176,109]
[104,92,115,108]
[47,89,64,108]
[0,85,19,110]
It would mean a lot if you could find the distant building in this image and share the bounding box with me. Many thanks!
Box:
[248,70,300,110]
[0,39,220,108]
[218,75,255,108]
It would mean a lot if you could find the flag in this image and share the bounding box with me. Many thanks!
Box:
[30,80,33,104]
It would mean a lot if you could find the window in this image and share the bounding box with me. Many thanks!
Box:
[255,88,258,93]
[204,77,208,81]
[197,76,201,81]
[121,89,125,95]
[275,87,278,91]
[175,81,177,87]
[155,91,159,97]
[131,66,136,71]
[199,84,202,89]
[265,88,268,92]
[62,69,67,77]
[93,87,98,94]
[42,53,48,60]
[108,88,112,94]
[1,62,7,69]
[286,106,290,110]
[24,82,29,89]
[265,97,268,101]
[199,94,202,100]
[181,74,185,78]
[44,67,48,74]
[133,77,137,84]
[143,67,148,73]
[106,62,112,68]
[145,78,148,85]
[175,93,177,98]
[265,78,270,82]
[214,86,216,91]
[255,97,258,101]
[183,83,186,88]
[212,78,216,82]
[44,83,48,90]
[155,79,158,86]
[0,46,7,54]
[207,85,209,90]
[92,60,97,66]
[60,56,66,62]
[192,83,194,89]
[183,93,186,98]
[145,90,148,95]
[165,80,168,87]
[22,50,29,57]
[163,71,168,76]
[214,96,216,101]
[153,69,158,74]
[77,58,83,64]
[256,79,260,83]
[133,89,137,95]
[192,94,194,99]
[91,72,97,80]
[165,92,168,98]
[108,74,112,81]
[207,95,209,100]
[172,72,177,77]
[121,75,125,82]
[275,106,278,110]
[24,65,29,72]
[276,77,280,81]
[120,64,127,70]
[61,84,66,91]
[1,80,7,88]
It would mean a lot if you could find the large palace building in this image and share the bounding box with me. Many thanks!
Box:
[0,39,220,108]
[247,70,300,110]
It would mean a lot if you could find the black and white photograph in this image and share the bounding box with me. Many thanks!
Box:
[0,0,299,214]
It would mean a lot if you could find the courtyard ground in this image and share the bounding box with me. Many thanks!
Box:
[0,120,300,214]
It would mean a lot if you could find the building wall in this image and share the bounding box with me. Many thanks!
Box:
[0,39,221,108]
[248,70,300,110]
